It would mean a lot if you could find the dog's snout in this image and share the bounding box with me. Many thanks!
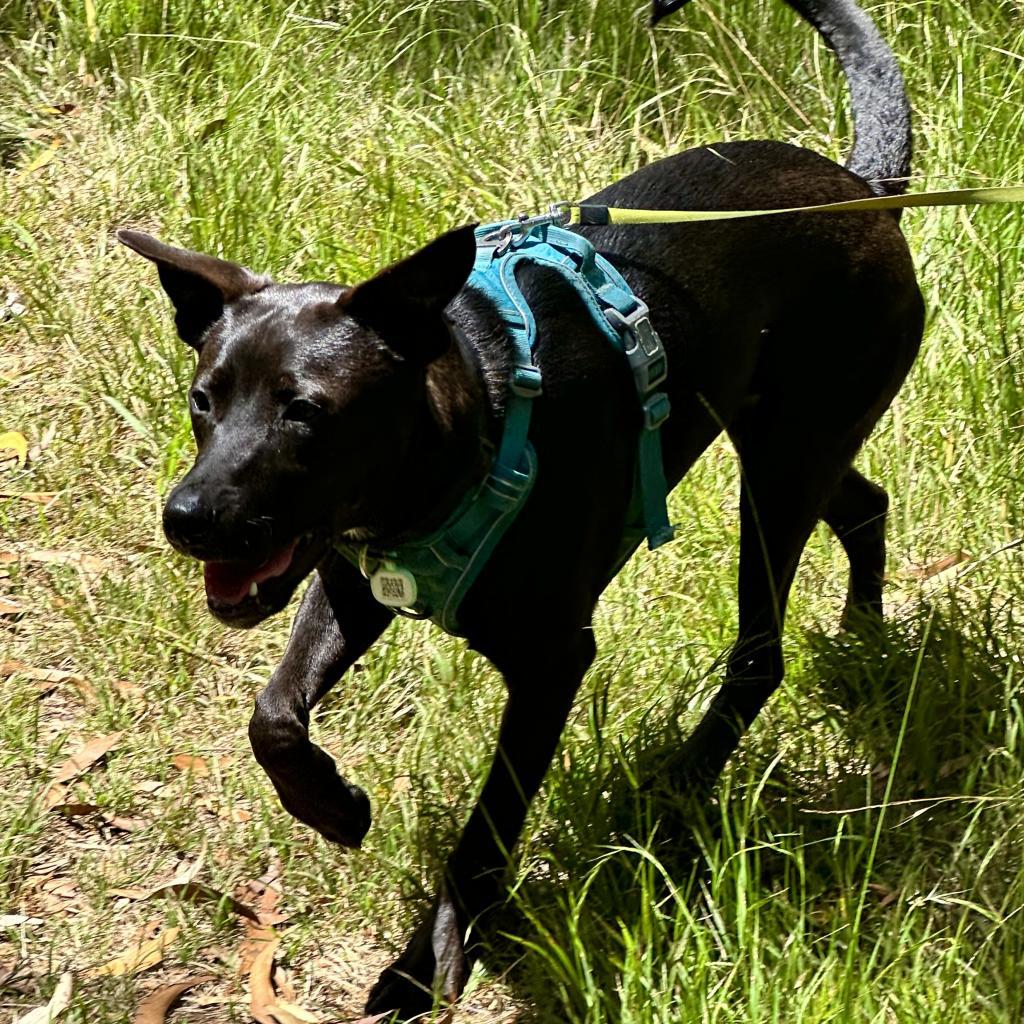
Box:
[163,485,217,554]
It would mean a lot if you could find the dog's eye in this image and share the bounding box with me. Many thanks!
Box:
[283,398,322,424]
[190,389,211,414]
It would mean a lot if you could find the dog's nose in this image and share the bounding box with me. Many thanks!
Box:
[163,486,216,554]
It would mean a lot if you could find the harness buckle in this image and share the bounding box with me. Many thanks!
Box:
[510,364,543,397]
[605,304,669,396]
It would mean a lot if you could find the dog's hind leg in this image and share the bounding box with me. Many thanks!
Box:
[366,628,595,1019]
[678,447,836,781]
[822,466,889,630]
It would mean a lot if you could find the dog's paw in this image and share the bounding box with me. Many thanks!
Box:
[270,746,372,847]
[364,884,468,1021]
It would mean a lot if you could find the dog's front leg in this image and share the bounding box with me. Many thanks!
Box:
[248,553,393,847]
[366,628,596,1019]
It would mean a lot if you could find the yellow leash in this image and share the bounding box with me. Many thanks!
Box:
[569,185,1024,225]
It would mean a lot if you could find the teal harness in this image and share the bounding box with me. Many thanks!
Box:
[336,214,674,635]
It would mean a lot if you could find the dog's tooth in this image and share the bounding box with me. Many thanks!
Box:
[249,582,258,598]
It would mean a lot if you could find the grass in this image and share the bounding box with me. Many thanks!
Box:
[1,0,1023,1020]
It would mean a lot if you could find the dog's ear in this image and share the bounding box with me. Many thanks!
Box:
[117,230,269,349]
[338,224,478,364]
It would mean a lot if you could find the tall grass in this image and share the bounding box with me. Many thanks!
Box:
[1,1,1022,1021]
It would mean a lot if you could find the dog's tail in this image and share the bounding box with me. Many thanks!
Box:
[651,0,912,197]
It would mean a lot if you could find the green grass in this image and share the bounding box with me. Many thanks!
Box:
[1,0,1023,1020]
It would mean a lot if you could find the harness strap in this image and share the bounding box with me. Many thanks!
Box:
[472,223,674,551]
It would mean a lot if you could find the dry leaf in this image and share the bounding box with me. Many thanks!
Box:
[249,941,280,1024]
[237,855,286,975]
[112,679,145,699]
[238,925,277,978]
[267,1005,317,1024]
[14,971,73,1024]
[105,814,148,833]
[906,550,971,580]
[348,1015,397,1024]
[0,491,58,506]
[172,754,209,776]
[132,974,216,1024]
[0,915,42,927]
[39,878,79,899]
[51,732,122,785]
[119,882,259,922]
[0,431,29,467]
[0,597,24,617]
[271,1001,320,1023]
[0,661,83,693]
[867,882,899,909]
[0,548,110,574]
[16,138,61,178]
[87,927,180,979]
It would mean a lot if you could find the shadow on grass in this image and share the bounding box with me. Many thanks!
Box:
[468,597,1020,1022]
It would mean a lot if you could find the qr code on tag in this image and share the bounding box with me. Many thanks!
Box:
[378,575,408,602]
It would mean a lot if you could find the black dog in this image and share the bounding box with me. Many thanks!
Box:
[119,0,923,1016]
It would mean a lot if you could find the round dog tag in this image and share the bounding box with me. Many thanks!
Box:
[370,564,418,608]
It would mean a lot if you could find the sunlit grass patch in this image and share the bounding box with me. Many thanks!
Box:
[1,0,1023,1021]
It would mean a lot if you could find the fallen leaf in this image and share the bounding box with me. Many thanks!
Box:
[87,927,180,979]
[112,679,145,699]
[347,1016,396,1024]
[14,971,73,1024]
[117,882,259,922]
[0,548,110,573]
[39,878,79,900]
[237,925,276,979]
[249,941,280,1024]
[51,732,122,784]
[0,661,83,694]
[905,550,971,580]
[267,1006,317,1024]
[0,961,33,994]
[272,1001,320,1023]
[105,814,149,833]
[0,597,24,617]
[0,915,43,928]
[16,138,61,178]
[237,855,287,975]
[0,491,58,506]
[867,882,899,909]
[132,974,216,1024]
[0,431,29,467]
[171,754,208,776]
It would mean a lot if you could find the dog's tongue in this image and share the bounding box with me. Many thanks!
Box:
[203,540,298,606]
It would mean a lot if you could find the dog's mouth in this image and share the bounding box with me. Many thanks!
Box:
[204,539,299,605]
[202,533,324,626]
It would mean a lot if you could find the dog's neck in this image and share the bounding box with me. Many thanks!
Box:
[354,287,510,546]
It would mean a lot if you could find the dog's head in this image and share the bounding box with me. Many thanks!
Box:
[119,226,477,627]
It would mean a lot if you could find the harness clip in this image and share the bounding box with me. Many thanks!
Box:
[480,201,574,254]
[605,304,669,396]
